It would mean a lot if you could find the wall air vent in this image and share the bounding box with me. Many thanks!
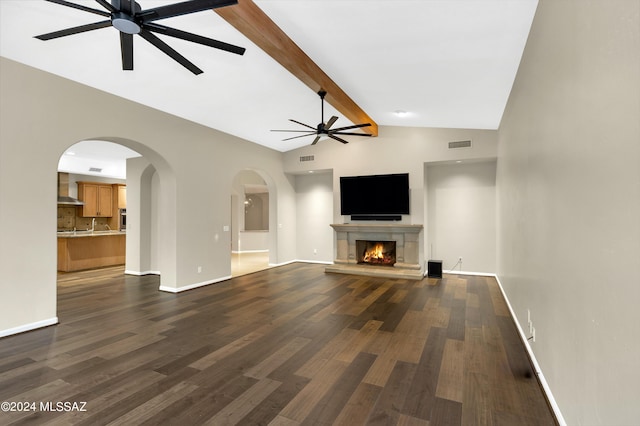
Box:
[448,140,472,149]
[89,167,103,173]
[299,155,315,162]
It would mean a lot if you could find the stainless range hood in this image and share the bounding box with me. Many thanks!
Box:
[57,172,84,206]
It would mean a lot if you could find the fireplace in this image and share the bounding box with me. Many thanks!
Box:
[327,224,424,279]
[357,240,396,266]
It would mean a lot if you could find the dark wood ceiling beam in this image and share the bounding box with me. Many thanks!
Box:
[215,0,378,136]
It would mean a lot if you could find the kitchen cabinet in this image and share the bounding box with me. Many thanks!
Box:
[57,231,125,271]
[77,182,113,217]
[108,184,127,231]
[115,184,126,209]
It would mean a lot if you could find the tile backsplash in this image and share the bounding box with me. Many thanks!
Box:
[57,206,110,231]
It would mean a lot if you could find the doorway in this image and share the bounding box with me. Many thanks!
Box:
[56,140,140,274]
[230,170,272,276]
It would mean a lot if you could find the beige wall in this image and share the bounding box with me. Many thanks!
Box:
[294,171,334,263]
[283,125,500,272]
[124,157,158,275]
[0,58,297,335]
[426,160,497,273]
[497,1,640,424]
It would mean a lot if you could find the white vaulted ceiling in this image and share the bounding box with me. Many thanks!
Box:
[0,0,538,152]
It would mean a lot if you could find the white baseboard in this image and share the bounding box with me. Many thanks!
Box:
[293,259,333,265]
[0,317,59,338]
[268,259,297,267]
[232,250,269,254]
[441,269,495,277]
[159,275,232,293]
[125,270,161,276]
[493,274,566,426]
[267,259,333,267]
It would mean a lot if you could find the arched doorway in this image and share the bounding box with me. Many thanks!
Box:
[56,138,176,288]
[230,169,276,276]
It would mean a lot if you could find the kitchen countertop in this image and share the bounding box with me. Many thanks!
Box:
[57,230,126,238]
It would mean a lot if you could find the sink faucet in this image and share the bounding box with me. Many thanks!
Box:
[105,224,111,231]
[91,218,96,232]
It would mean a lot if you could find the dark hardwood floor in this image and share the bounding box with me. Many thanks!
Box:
[0,263,556,425]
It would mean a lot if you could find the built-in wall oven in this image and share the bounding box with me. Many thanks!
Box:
[119,209,126,231]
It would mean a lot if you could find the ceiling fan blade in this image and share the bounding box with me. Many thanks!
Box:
[289,119,316,130]
[44,0,110,17]
[138,29,203,75]
[282,133,316,141]
[330,131,372,137]
[329,122,372,132]
[120,33,134,70]
[329,134,349,144]
[275,90,371,146]
[271,129,316,133]
[325,116,338,130]
[94,0,116,13]
[144,23,245,55]
[35,20,112,40]
[139,0,238,24]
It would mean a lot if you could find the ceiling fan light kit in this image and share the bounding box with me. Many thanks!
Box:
[34,0,246,75]
[272,90,372,146]
[112,11,141,34]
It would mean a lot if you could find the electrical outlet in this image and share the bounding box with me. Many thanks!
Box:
[197,266,202,273]
[313,248,317,255]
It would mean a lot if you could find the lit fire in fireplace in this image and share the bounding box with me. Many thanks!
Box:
[360,241,396,266]
[363,243,386,262]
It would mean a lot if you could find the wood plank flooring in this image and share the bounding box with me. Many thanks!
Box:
[0,263,557,425]
[231,252,271,277]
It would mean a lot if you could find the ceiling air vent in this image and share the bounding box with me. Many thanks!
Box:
[448,140,472,149]
[89,167,103,173]
[299,155,315,162]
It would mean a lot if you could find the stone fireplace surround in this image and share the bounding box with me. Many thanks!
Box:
[326,223,424,280]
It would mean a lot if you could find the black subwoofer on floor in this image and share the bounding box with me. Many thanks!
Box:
[428,260,443,278]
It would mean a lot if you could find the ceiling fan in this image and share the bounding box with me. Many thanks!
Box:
[272,90,372,145]
[34,0,246,75]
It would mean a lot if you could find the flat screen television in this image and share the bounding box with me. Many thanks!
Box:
[340,173,410,216]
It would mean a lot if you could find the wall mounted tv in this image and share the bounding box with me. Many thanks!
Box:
[340,173,410,218]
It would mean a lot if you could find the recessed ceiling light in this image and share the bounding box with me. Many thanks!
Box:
[394,110,408,117]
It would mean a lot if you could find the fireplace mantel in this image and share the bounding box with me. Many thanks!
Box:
[330,223,423,234]
[326,223,424,280]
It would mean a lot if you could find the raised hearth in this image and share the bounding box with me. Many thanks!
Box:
[326,224,424,280]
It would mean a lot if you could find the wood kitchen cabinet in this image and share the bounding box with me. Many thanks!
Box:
[57,232,125,271]
[77,182,113,217]
[107,184,126,231]
[115,184,126,209]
